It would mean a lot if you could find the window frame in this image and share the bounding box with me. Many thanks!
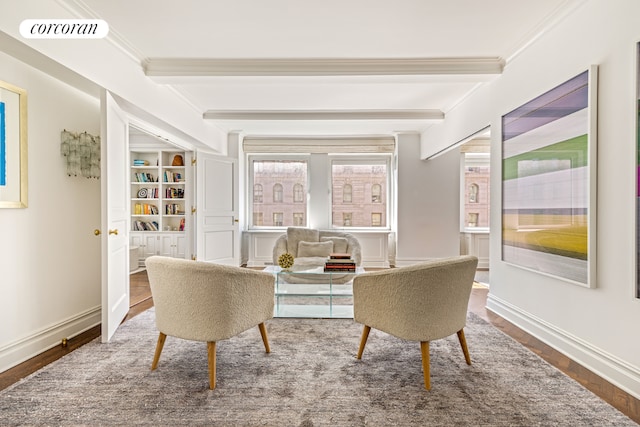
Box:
[246,153,393,231]
[461,152,490,232]
[329,155,392,231]
[248,154,310,230]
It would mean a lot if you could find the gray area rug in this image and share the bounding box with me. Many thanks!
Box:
[0,309,635,427]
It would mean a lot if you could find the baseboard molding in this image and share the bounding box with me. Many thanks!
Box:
[487,294,640,400]
[0,306,101,374]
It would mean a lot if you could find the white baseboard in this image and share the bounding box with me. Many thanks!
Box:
[0,306,101,374]
[487,294,640,400]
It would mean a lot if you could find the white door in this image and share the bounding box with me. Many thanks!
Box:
[196,152,239,265]
[101,91,130,342]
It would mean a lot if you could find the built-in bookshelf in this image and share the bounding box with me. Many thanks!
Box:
[130,149,191,265]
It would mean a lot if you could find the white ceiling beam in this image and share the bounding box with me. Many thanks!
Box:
[203,109,444,121]
[145,57,504,77]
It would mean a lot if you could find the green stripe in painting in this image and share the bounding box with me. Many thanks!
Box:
[503,134,587,181]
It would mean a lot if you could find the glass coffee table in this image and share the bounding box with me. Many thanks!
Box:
[264,265,365,318]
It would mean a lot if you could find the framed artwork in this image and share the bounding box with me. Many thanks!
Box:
[501,66,598,288]
[0,79,27,208]
[637,43,640,299]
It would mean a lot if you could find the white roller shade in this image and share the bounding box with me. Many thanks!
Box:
[243,136,395,154]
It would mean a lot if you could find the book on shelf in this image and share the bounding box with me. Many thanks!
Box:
[165,204,183,215]
[132,220,159,231]
[163,171,183,183]
[134,172,156,182]
[165,187,184,199]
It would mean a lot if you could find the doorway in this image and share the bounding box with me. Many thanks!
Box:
[460,128,491,280]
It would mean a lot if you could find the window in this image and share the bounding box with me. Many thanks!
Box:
[293,183,304,203]
[343,213,352,226]
[250,159,308,228]
[332,161,388,228]
[273,183,283,203]
[248,153,391,230]
[372,184,381,203]
[293,212,304,226]
[253,184,263,203]
[273,212,283,226]
[371,212,382,226]
[253,212,263,226]
[343,184,353,203]
[469,184,479,203]
[462,153,490,229]
[468,213,479,227]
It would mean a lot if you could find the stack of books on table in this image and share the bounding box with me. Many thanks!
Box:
[324,253,356,272]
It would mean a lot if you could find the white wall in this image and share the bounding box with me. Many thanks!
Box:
[423,0,640,397]
[0,3,226,154]
[0,51,101,372]
[395,132,461,265]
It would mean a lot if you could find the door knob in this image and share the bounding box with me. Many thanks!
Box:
[94,229,101,236]
[108,229,119,235]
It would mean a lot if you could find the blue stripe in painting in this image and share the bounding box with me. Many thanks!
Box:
[0,102,5,186]
[502,70,589,142]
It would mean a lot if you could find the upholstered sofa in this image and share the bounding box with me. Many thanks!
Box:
[272,227,362,283]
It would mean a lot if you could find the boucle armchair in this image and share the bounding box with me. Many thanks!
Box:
[353,255,478,390]
[145,256,275,390]
[272,227,362,283]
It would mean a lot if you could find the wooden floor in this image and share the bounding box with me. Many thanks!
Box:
[1,271,638,424]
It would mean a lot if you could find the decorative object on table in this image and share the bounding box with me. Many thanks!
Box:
[60,129,101,179]
[272,227,362,284]
[171,154,184,166]
[278,252,294,270]
[0,79,28,208]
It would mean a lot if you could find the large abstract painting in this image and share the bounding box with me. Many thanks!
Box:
[502,67,597,287]
[0,80,27,208]
[0,101,5,186]
[637,44,640,298]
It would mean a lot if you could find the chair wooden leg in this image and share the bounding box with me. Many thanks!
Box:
[457,329,472,365]
[151,332,166,371]
[420,341,431,390]
[357,325,371,359]
[207,341,217,390]
[258,322,271,353]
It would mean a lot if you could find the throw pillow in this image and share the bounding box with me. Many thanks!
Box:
[297,240,334,258]
[287,227,319,257]
[320,236,349,254]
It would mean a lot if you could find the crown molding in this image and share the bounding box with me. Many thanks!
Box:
[145,57,504,77]
[203,109,444,121]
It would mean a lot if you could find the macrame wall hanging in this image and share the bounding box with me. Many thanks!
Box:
[60,130,101,179]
